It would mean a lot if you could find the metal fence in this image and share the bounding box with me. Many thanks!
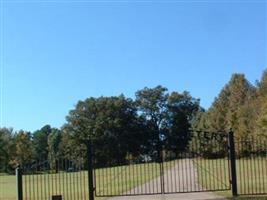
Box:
[235,136,267,195]
[21,159,89,200]
[1,131,267,200]
[13,141,95,200]
[94,130,231,197]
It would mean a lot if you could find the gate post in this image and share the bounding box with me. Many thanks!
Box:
[87,139,95,200]
[16,166,23,200]
[228,130,238,197]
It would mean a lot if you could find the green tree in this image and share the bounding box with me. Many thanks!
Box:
[256,70,267,137]
[47,128,62,170]
[208,85,231,132]
[0,128,15,172]
[166,91,201,153]
[32,125,52,161]
[193,74,257,157]
[15,130,34,166]
[257,70,267,96]
[135,86,169,160]
[195,74,256,139]
[135,86,201,159]
[227,74,256,134]
[64,95,145,167]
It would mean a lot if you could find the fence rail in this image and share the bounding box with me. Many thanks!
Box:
[0,131,267,200]
[235,136,267,195]
[94,130,231,197]
[21,159,89,200]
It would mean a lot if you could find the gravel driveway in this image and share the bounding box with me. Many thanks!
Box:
[109,159,226,200]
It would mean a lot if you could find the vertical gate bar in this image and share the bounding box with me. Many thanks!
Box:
[16,166,23,200]
[156,162,159,193]
[264,139,267,194]
[93,162,97,197]
[160,159,164,194]
[261,139,265,193]
[256,137,261,194]
[87,139,95,200]
[228,130,238,197]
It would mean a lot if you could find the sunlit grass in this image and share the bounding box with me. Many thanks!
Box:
[0,162,165,200]
[2,158,266,200]
[0,174,16,200]
[194,158,267,198]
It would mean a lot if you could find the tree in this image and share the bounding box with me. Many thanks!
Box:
[227,74,256,134]
[64,95,145,167]
[195,74,256,139]
[0,128,15,172]
[256,70,267,137]
[166,91,201,153]
[257,98,267,136]
[15,130,33,166]
[135,86,169,129]
[135,86,201,159]
[208,85,231,132]
[193,73,257,157]
[47,128,62,171]
[257,70,267,96]
[135,86,169,160]
[32,125,52,161]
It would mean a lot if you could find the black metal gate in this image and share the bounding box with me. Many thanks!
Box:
[12,130,267,200]
[93,130,231,197]
[21,158,89,200]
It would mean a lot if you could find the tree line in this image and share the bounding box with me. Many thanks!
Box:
[0,86,200,171]
[193,70,267,139]
[192,70,267,157]
[0,70,266,172]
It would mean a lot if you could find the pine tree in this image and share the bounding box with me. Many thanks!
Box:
[195,73,256,139]
[256,70,267,137]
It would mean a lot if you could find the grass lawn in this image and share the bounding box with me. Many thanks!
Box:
[194,158,267,198]
[95,162,162,197]
[0,174,16,200]
[0,162,163,200]
[2,158,267,200]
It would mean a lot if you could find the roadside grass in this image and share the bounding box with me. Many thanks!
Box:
[194,158,267,199]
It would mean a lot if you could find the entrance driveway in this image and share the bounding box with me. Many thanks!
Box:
[109,192,225,200]
[109,159,226,200]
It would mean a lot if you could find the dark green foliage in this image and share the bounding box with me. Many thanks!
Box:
[135,86,169,160]
[0,128,15,172]
[166,91,201,153]
[135,86,201,160]
[32,125,52,161]
[64,95,148,167]
[48,128,62,170]
[2,69,267,166]
[61,86,201,165]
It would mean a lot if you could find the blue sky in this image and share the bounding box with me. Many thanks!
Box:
[0,0,266,132]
